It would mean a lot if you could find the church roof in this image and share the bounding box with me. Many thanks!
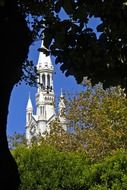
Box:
[32,115,38,121]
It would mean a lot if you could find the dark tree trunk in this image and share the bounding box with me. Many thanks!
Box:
[0,83,21,190]
[0,1,33,189]
[0,84,13,150]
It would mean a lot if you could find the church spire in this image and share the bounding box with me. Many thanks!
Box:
[60,88,63,97]
[37,40,53,71]
[26,93,33,111]
[36,40,54,93]
[26,93,33,144]
[58,89,67,131]
[59,89,65,110]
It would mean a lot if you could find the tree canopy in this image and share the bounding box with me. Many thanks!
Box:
[18,0,127,91]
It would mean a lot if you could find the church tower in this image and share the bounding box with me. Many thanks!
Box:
[25,41,66,143]
[35,40,55,134]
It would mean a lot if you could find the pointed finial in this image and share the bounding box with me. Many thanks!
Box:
[60,88,63,97]
[26,93,33,110]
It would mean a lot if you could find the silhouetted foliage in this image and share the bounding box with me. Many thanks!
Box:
[18,0,127,92]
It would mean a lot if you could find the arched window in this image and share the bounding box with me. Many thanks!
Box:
[28,113,31,122]
[40,106,43,115]
[47,74,50,88]
[43,106,44,115]
[42,74,45,87]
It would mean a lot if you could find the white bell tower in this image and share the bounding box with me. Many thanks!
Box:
[35,41,55,134]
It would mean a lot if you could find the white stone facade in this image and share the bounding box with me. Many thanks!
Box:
[26,41,66,144]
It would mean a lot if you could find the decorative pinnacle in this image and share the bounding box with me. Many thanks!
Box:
[26,93,33,110]
[60,88,63,97]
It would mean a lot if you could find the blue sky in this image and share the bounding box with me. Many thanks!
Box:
[7,16,101,137]
[7,40,84,136]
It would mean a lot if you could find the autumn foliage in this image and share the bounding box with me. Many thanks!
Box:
[42,84,127,160]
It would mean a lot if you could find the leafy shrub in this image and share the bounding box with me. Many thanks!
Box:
[13,144,127,190]
[13,144,90,190]
[89,150,127,190]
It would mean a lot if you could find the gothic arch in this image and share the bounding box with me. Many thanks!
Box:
[42,74,45,87]
[47,74,50,87]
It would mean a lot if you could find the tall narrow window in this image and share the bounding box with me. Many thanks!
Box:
[43,106,44,115]
[40,106,43,115]
[47,74,50,87]
[28,113,31,122]
[42,74,45,88]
